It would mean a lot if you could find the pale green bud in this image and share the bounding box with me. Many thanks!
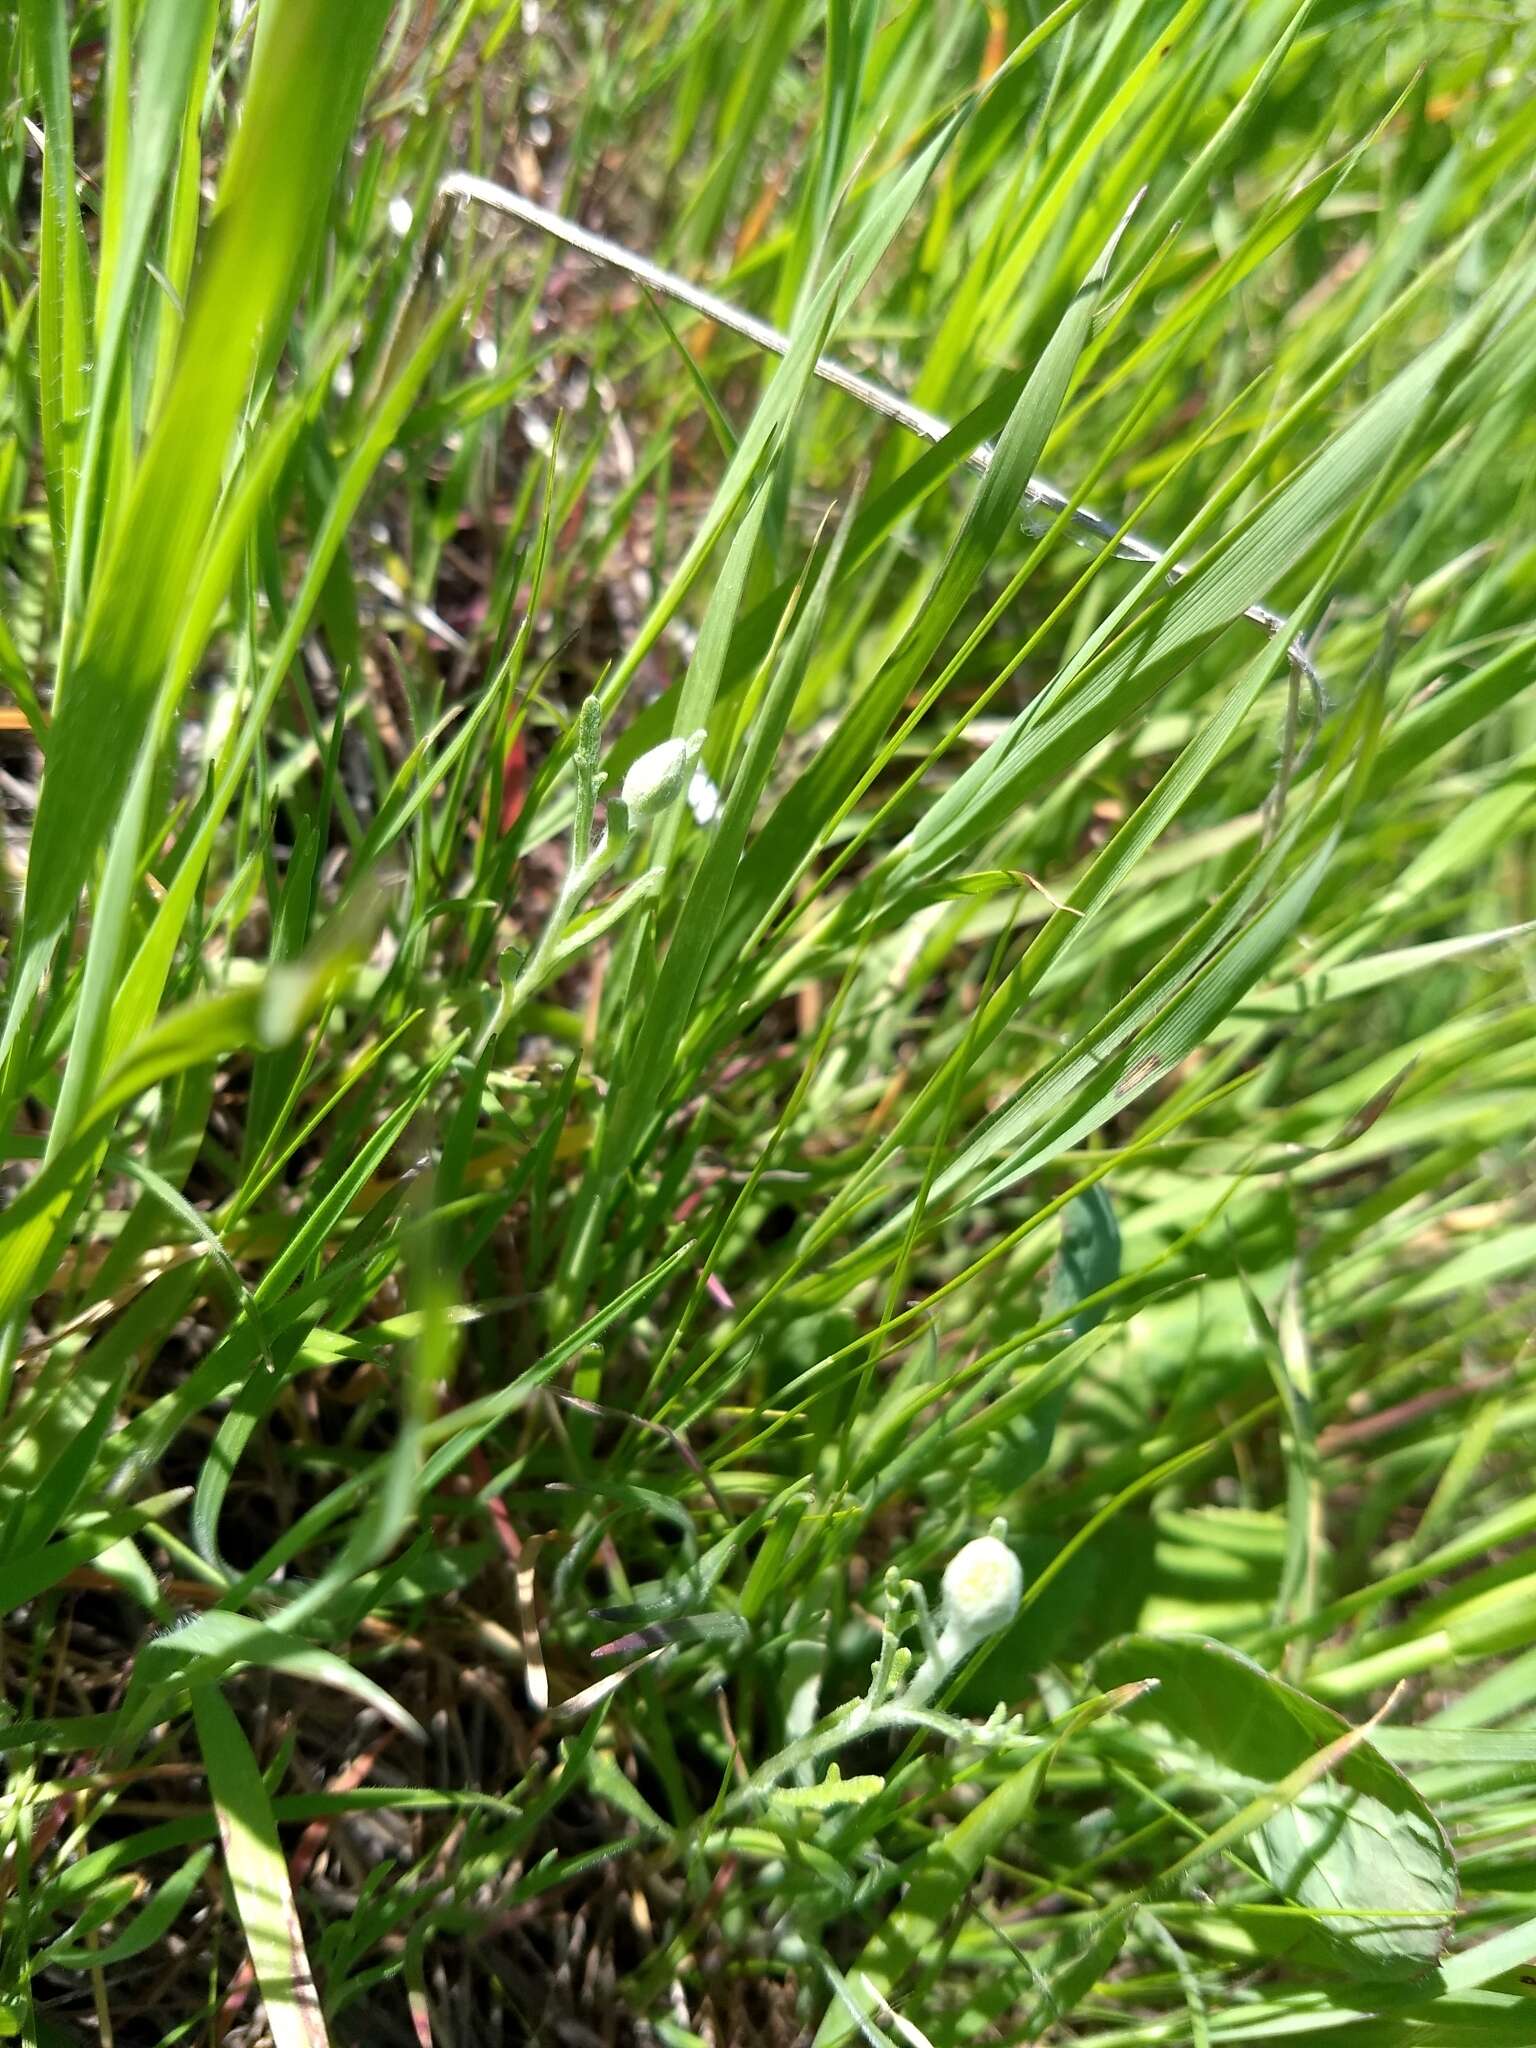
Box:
[620,730,706,819]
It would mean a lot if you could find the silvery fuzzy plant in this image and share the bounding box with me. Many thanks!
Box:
[845,1525,1026,1738]
[892,1529,1026,1711]
[481,698,706,1054]
[741,1528,1038,1810]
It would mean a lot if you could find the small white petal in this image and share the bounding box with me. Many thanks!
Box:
[387,195,414,237]
[519,409,554,454]
[202,685,237,765]
[687,765,722,827]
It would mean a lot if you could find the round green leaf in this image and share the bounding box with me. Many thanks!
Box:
[1097,1632,1457,1982]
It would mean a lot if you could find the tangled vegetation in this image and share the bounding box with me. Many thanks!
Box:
[3,2,1536,2042]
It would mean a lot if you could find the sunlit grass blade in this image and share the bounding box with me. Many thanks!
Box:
[191,1684,331,2048]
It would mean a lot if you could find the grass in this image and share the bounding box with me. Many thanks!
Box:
[2,0,1536,2041]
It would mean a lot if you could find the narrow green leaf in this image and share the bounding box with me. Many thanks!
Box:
[191,1684,331,2048]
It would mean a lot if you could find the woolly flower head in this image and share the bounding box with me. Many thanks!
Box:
[620,730,707,819]
[941,1535,1023,1645]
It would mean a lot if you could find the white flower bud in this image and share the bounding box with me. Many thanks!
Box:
[620,730,706,819]
[940,1535,1023,1647]
[894,1533,1024,1712]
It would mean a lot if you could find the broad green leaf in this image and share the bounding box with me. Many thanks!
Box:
[1048,1182,1121,1337]
[1096,1633,1458,1981]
